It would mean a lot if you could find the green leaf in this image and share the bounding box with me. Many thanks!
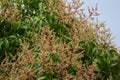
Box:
[50,52,60,62]
[4,38,9,49]
[0,40,3,49]
[37,76,46,80]
[110,63,117,67]
[22,25,28,29]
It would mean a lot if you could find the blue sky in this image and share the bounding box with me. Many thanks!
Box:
[67,0,120,48]
[83,0,120,48]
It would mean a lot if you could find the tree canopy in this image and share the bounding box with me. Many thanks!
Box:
[0,0,120,80]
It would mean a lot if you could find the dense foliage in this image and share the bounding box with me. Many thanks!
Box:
[0,0,120,80]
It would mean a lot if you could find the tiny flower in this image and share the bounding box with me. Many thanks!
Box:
[33,10,36,14]
[21,4,25,9]
[13,2,17,6]
[24,9,27,13]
